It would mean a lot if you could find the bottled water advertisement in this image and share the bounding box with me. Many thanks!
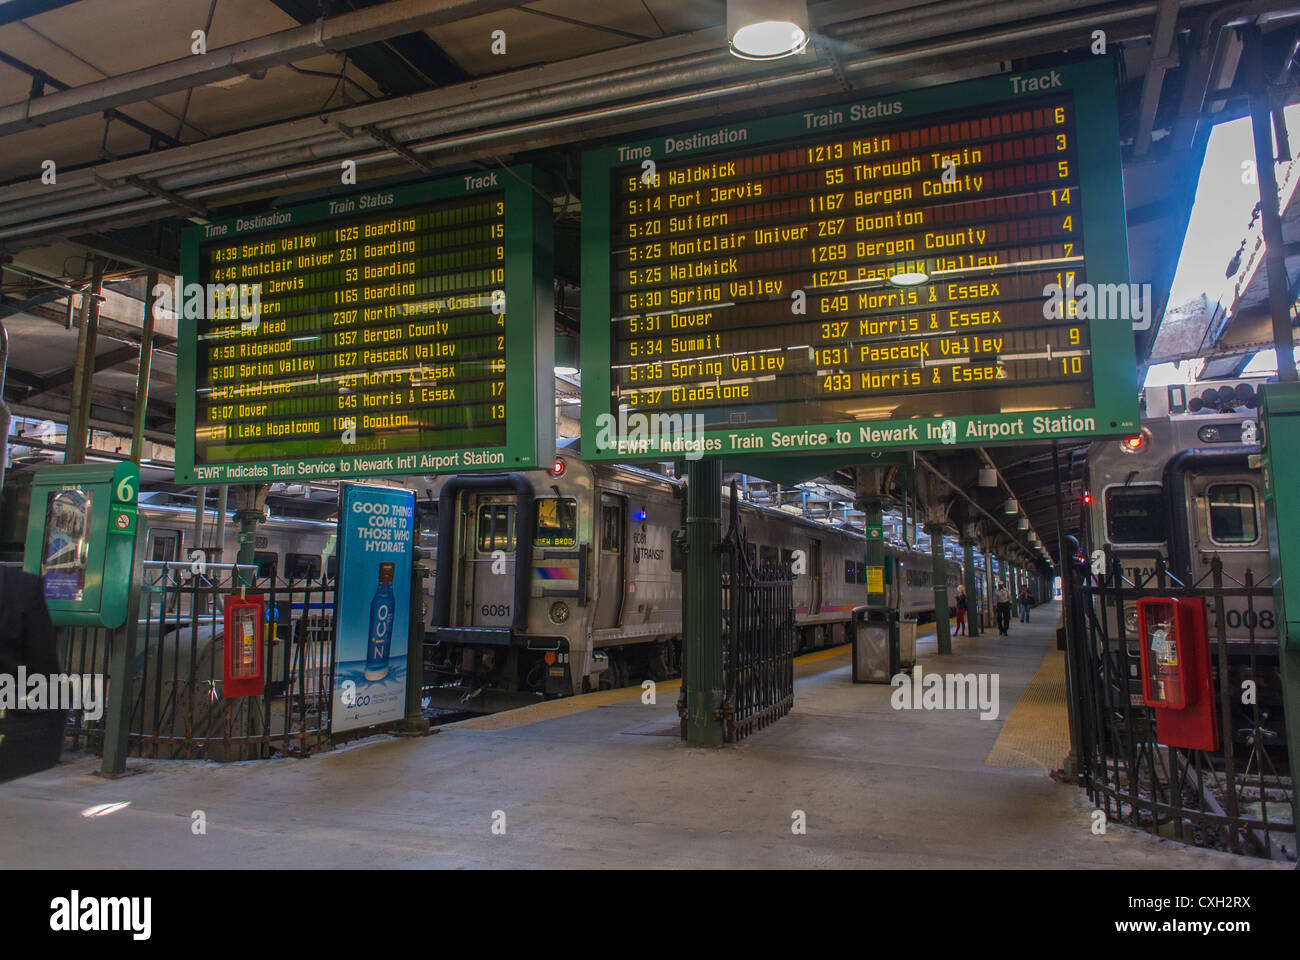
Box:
[331,484,415,733]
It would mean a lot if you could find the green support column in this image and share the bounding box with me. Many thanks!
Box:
[861,495,886,608]
[962,537,980,637]
[685,458,724,747]
[65,258,103,464]
[984,548,995,630]
[101,524,145,776]
[1258,383,1300,834]
[927,523,951,655]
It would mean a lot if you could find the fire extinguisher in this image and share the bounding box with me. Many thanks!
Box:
[1148,619,1182,706]
[236,607,257,677]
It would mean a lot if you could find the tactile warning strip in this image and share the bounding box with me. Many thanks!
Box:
[984,648,1071,770]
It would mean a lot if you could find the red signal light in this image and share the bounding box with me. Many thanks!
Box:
[1081,490,1093,505]
[551,458,566,477]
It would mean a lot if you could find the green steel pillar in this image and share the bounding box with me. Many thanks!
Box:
[65,258,103,464]
[101,523,145,776]
[927,523,951,655]
[1258,383,1300,834]
[130,269,157,464]
[962,535,980,637]
[231,485,269,585]
[685,458,724,747]
[860,494,887,608]
[984,546,995,630]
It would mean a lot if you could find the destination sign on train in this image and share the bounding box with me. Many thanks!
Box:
[175,168,554,484]
[580,60,1138,460]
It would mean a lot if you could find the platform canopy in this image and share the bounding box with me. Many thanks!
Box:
[2,0,1299,563]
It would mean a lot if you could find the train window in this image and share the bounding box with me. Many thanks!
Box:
[600,503,622,553]
[844,559,856,583]
[759,545,778,568]
[535,498,578,547]
[326,554,338,581]
[477,504,516,553]
[1207,484,1259,544]
[149,528,181,563]
[285,552,321,581]
[1105,486,1166,543]
[253,551,278,580]
[780,548,797,575]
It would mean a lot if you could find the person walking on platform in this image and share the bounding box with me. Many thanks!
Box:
[1019,588,1033,623]
[954,585,968,636]
[994,582,1012,636]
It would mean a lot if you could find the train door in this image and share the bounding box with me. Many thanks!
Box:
[462,494,516,627]
[809,538,823,614]
[1187,471,1276,635]
[594,493,626,629]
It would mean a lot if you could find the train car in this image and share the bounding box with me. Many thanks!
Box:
[422,444,961,710]
[1084,376,1286,770]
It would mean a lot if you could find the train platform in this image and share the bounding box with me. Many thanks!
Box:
[0,602,1283,870]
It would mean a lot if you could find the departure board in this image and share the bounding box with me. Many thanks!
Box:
[176,167,554,484]
[581,59,1138,461]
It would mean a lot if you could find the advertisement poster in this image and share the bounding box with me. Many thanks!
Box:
[331,484,414,733]
[41,488,93,601]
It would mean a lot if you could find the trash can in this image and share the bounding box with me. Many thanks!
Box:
[898,618,917,671]
[852,609,900,683]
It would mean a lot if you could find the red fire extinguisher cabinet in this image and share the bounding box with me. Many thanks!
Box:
[222,594,265,698]
[1135,596,1218,751]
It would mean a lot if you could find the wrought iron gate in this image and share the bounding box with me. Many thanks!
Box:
[60,562,336,761]
[718,511,796,743]
[1071,551,1294,859]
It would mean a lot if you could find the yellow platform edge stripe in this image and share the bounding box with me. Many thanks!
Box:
[984,647,1071,770]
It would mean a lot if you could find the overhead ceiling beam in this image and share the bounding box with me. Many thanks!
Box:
[0,1,1193,244]
[0,0,522,136]
[269,0,471,93]
[0,0,82,28]
[0,285,69,319]
[20,343,143,400]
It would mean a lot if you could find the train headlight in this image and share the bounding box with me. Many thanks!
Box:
[549,601,570,624]
[1120,427,1151,455]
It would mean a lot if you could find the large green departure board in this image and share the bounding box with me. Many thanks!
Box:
[580,59,1138,460]
[176,167,553,484]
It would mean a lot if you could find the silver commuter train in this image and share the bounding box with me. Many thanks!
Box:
[1084,376,1287,769]
[423,444,961,707]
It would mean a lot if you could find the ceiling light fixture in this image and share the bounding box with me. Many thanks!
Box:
[727,0,810,60]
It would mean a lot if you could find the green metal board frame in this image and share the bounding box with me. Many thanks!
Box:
[580,59,1137,461]
[176,166,554,483]
[22,461,139,628]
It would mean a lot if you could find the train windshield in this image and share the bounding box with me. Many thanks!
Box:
[1207,484,1259,543]
[535,498,577,547]
[1105,486,1166,543]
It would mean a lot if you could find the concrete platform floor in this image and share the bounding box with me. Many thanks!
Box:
[0,602,1286,869]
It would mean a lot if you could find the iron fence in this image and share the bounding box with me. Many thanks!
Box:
[719,526,796,744]
[1073,550,1294,859]
[58,562,337,761]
